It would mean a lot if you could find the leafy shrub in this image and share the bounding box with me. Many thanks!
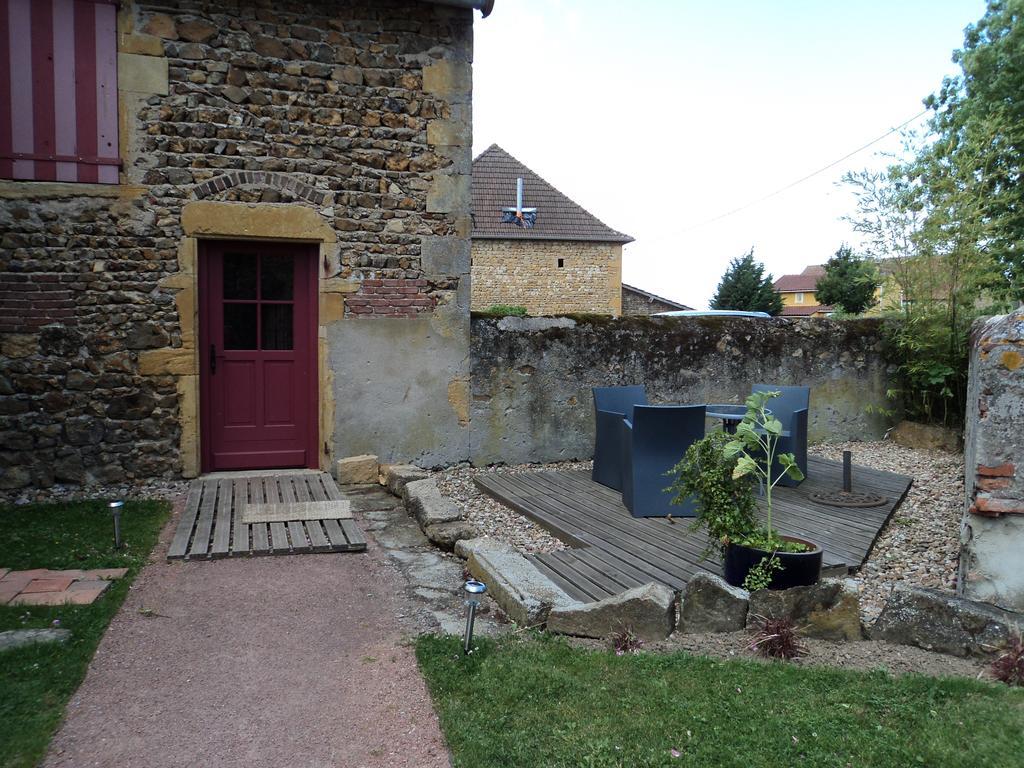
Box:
[749,616,806,660]
[991,634,1024,687]
[667,431,757,558]
[610,626,644,656]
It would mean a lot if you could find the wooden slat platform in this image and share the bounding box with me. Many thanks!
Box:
[476,457,912,602]
[168,471,367,560]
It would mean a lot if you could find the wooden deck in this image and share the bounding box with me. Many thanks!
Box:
[168,471,367,560]
[474,457,912,603]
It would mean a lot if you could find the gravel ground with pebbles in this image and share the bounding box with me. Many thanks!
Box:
[1,478,189,506]
[436,441,965,626]
[810,440,964,624]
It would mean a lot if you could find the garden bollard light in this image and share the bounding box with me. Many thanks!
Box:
[463,579,487,654]
[843,450,853,493]
[110,500,124,550]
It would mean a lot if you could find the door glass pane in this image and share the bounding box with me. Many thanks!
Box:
[261,304,293,350]
[223,253,257,299]
[261,255,294,300]
[224,303,257,349]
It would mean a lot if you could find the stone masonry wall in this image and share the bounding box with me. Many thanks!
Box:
[0,0,474,489]
[621,287,684,316]
[960,309,1024,612]
[470,315,897,466]
[471,240,622,316]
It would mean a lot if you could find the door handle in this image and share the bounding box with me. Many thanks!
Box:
[209,343,217,374]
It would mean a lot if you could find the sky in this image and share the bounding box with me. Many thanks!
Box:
[471,0,988,309]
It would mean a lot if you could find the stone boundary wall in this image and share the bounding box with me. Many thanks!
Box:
[470,315,897,466]
[960,309,1024,612]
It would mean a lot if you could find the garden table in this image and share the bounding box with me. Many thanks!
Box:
[705,404,748,433]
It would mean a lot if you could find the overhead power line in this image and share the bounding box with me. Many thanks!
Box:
[680,109,930,233]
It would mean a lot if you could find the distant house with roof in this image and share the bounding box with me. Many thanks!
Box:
[772,265,833,317]
[471,144,634,316]
[621,284,692,315]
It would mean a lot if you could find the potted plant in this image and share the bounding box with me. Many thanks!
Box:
[669,391,822,590]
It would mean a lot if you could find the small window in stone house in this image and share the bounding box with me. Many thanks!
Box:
[795,292,805,303]
[0,1,120,184]
[557,258,565,268]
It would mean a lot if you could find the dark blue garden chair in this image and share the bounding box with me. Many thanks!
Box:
[752,383,809,487]
[621,404,706,518]
[592,385,648,490]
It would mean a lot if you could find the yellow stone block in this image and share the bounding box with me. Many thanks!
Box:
[118,53,169,95]
[182,201,336,243]
[320,293,345,323]
[422,60,471,100]
[139,347,196,376]
[323,278,360,294]
[119,32,165,57]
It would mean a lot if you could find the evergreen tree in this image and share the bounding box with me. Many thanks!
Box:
[815,244,881,315]
[710,248,784,316]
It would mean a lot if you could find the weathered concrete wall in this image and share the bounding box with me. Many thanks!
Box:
[960,309,1024,612]
[470,315,896,466]
[470,240,622,316]
[329,252,471,467]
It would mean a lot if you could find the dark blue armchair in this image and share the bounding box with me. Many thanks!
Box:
[621,404,706,518]
[752,383,809,487]
[592,385,648,490]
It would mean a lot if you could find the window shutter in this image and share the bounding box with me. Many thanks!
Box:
[0,0,120,184]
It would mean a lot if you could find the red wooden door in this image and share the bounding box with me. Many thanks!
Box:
[199,241,318,472]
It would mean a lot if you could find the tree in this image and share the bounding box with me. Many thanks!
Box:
[924,0,1024,299]
[710,248,784,316]
[815,244,881,315]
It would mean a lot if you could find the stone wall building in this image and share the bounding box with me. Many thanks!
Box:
[470,144,632,316]
[621,284,691,316]
[0,0,489,490]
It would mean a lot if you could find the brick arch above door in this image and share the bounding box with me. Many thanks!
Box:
[191,171,332,207]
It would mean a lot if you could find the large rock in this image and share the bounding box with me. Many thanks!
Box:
[747,579,863,641]
[680,572,749,633]
[870,583,1024,657]
[548,583,677,642]
[890,420,961,452]
[336,454,379,485]
[381,464,429,497]
[0,628,70,652]
[467,543,576,626]
[454,536,508,560]
[424,520,478,551]
[403,479,462,527]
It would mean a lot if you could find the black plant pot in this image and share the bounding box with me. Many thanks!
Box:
[723,537,823,590]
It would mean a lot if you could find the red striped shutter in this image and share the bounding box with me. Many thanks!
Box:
[0,0,120,184]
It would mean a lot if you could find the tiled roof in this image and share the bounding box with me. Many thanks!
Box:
[773,273,821,292]
[621,284,691,310]
[801,264,826,277]
[780,304,832,316]
[471,144,634,243]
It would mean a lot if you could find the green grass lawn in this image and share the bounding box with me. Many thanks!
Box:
[416,634,1024,768]
[0,499,169,768]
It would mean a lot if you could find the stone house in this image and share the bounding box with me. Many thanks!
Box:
[470,144,633,316]
[620,284,691,316]
[772,265,833,317]
[0,0,491,490]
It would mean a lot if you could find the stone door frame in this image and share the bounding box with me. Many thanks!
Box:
[140,201,353,478]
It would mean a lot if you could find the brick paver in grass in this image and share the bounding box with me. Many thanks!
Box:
[0,568,127,606]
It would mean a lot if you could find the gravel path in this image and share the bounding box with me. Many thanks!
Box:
[434,462,589,554]
[436,442,965,626]
[810,441,963,623]
[43,496,450,768]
